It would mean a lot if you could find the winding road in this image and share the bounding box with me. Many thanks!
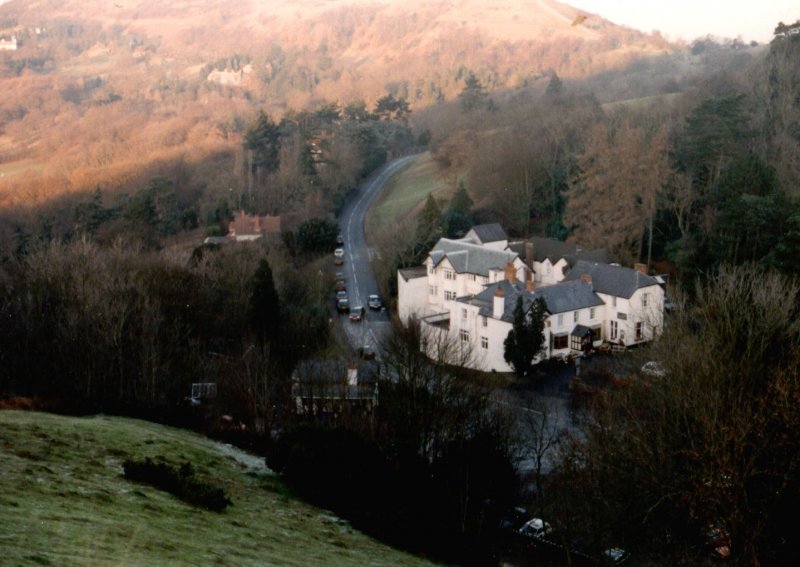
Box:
[337,154,418,353]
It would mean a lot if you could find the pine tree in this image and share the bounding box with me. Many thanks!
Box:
[249,259,281,343]
[504,296,547,376]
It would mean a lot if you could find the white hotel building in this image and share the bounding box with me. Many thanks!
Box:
[398,224,664,373]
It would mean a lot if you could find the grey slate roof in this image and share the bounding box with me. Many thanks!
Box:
[471,278,602,321]
[399,266,428,281]
[429,238,518,277]
[466,223,508,244]
[564,260,660,299]
[508,237,613,267]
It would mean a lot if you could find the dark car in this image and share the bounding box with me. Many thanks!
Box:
[337,298,350,313]
[336,234,344,245]
[368,294,382,310]
[357,345,376,360]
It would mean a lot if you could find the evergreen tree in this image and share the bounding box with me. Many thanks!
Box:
[245,111,281,175]
[504,296,547,377]
[416,193,443,243]
[458,72,489,112]
[443,183,474,238]
[249,259,281,343]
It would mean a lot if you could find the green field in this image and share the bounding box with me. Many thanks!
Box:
[365,152,451,241]
[0,410,437,567]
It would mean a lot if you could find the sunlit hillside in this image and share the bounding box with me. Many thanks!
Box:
[0,0,674,207]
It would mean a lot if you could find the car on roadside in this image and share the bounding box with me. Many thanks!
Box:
[602,547,631,565]
[349,307,363,322]
[336,234,344,245]
[336,290,347,301]
[357,345,376,360]
[336,298,350,313]
[519,518,554,540]
[334,279,346,292]
[706,522,731,560]
[368,294,382,310]
[641,361,668,378]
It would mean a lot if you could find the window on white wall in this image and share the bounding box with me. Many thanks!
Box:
[461,308,467,320]
[635,321,644,340]
[481,316,488,327]
[557,313,564,325]
[429,286,437,296]
[612,296,618,308]
[460,329,470,342]
[481,336,488,349]
[610,320,618,340]
[590,307,595,320]
[573,311,579,323]
[429,265,435,275]
[642,293,649,307]
[444,269,456,280]
[445,291,456,301]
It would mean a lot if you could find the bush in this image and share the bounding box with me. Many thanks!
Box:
[122,457,231,512]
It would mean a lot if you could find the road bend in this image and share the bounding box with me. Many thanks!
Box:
[337,154,419,353]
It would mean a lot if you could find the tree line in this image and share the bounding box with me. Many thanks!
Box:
[421,28,800,279]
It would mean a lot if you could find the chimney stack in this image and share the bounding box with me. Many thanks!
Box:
[526,270,535,292]
[525,241,534,269]
[504,261,517,284]
[634,263,648,274]
[493,286,505,319]
[580,273,592,285]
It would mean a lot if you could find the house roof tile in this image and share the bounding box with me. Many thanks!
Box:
[429,238,519,277]
[563,260,659,299]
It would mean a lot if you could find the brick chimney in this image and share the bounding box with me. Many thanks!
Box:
[580,273,592,285]
[504,261,517,284]
[525,241,534,269]
[526,270,535,292]
[493,286,505,319]
[634,263,648,274]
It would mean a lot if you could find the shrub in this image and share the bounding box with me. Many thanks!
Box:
[122,457,231,512]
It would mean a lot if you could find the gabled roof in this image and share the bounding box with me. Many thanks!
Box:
[465,223,508,244]
[508,236,612,267]
[429,238,519,277]
[471,278,602,321]
[564,261,660,299]
[399,266,428,281]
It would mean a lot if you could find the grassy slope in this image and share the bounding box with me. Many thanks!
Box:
[0,410,436,567]
[365,152,451,243]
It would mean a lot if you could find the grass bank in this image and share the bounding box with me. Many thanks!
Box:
[365,152,451,243]
[0,410,437,567]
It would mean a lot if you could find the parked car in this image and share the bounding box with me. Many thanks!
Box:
[706,522,731,560]
[336,298,350,313]
[334,247,344,258]
[357,345,376,360]
[602,547,631,565]
[368,294,382,310]
[335,279,346,292]
[349,307,363,322]
[641,361,668,378]
[336,290,348,301]
[336,234,344,245]
[519,518,553,540]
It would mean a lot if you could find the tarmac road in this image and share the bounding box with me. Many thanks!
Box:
[336,155,418,354]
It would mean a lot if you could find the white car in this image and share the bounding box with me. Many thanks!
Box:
[334,248,344,258]
[518,518,553,539]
